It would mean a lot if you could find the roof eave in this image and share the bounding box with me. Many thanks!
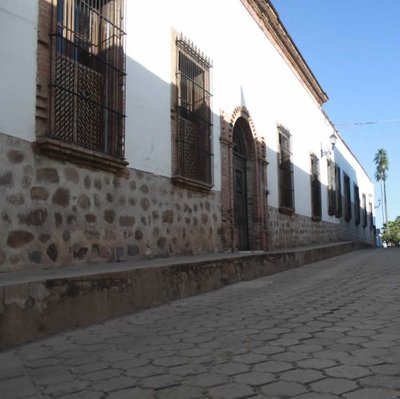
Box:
[241,0,328,106]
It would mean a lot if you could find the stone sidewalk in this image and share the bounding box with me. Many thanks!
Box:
[1,241,364,347]
[1,248,399,398]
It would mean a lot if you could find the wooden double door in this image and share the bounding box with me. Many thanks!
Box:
[233,122,249,250]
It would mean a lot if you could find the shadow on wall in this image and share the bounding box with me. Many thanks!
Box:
[125,56,173,168]
[0,32,375,273]
[125,54,220,183]
[0,52,227,272]
[124,56,376,252]
[265,142,375,250]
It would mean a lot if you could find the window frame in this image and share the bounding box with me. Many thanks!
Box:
[369,202,374,230]
[335,165,342,218]
[310,154,322,221]
[343,173,352,222]
[36,0,127,173]
[362,193,368,227]
[354,184,361,226]
[278,126,295,214]
[327,159,336,216]
[171,33,213,191]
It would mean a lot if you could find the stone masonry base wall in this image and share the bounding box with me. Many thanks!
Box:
[268,206,375,250]
[0,133,223,272]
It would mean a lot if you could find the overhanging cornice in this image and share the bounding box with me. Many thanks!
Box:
[241,0,328,106]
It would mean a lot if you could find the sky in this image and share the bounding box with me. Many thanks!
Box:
[271,0,400,229]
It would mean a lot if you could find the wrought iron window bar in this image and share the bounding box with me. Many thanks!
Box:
[175,35,213,185]
[49,0,126,158]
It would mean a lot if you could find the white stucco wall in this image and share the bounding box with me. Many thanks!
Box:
[0,1,38,141]
[124,0,374,221]
[0,0,373,219]
[332,134,374,218]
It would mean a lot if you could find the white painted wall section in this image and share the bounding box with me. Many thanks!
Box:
[0,1,38,141]
[124,0,374,220]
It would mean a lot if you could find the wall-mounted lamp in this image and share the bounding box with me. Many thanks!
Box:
[321,133,337,158]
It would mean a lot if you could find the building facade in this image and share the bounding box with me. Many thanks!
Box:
[0,0,375,272]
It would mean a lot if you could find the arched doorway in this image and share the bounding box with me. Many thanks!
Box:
[220,107,268,252]
[233,118,250,250]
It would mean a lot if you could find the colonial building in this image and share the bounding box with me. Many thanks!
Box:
[0,0,375,272]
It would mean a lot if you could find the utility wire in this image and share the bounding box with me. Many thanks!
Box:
[334,118,400,127]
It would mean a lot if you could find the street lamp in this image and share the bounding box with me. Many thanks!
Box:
[321,133,337,158]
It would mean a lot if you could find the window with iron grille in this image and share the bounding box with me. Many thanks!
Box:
[49,0,126,158]
[362,193,368,227]
[369,202,374,230]
[327,159,336,216]
[278,127,294,211]
[343,173,352,222]
[335,165,342,218]
[175,35,213,186]
[354,184,360,225]
[310,154,321,220]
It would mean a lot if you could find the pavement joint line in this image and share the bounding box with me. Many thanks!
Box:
[1,248,399,398]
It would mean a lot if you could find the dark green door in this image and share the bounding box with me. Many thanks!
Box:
[233,123,249,250]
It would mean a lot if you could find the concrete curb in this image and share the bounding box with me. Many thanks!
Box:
[0,241,369,348]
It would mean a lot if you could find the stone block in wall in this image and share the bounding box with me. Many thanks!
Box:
[267,206,375,250]
[0,133,223,272]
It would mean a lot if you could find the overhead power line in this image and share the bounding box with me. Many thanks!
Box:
[334,118,400,127]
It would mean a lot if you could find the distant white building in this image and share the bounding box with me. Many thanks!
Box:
[0,0,375,272]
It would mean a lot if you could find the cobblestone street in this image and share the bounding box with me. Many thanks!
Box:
[1,248,399,398]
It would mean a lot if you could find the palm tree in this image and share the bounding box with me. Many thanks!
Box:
[374,148,389,231]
